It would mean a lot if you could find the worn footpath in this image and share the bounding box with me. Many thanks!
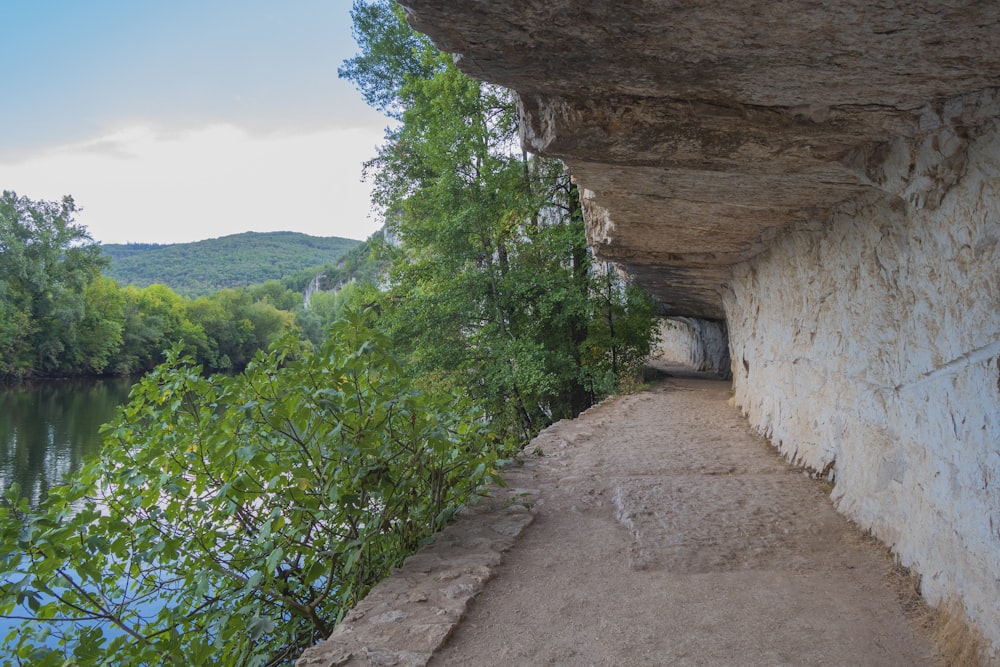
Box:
[299,370,938,667]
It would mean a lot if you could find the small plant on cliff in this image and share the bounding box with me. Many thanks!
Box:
[0,309,505,665]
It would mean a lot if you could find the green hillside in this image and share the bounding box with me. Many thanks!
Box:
[102,231,361,297]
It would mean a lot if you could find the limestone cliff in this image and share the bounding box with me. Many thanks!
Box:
[400,0,1000,655]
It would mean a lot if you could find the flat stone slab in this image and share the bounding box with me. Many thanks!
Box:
[296,470,538,667]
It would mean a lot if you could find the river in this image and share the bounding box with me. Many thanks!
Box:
[0,377,135,506]
[0,377,137,648]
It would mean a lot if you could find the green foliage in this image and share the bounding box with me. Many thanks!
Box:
[342,3,660,440]
[113,284,208,374]
[77,276,127,375]
[247,281,303,312]
[104,280,303,376]
[0,191,108,377]
[0,201,377,378]
[102,232,361,298]
[582,275,661,395]
[296,285,360,346]
[281,234,386,295]
[186,288,296,372]
[338,1,439,118]
[286,235,389,346]
[323,232,388,291]
[0,310,504,664]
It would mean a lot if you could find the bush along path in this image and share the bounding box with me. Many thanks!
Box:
[0,310,505,665]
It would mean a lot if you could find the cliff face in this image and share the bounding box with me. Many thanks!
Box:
[400,0,1000,653]
[726,121,1000,648]
[403,0,1000,318]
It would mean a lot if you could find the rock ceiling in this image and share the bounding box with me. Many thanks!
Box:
[400,1,1000,318]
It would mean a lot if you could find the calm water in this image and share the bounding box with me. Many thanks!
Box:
[1,378,136,648]
[0,377,135,506]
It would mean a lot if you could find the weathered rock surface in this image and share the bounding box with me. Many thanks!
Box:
[725,119,1000,650]
[297,483,536,667]
[651,317,731,378]
[401,0,1000,317]
[397,0,1000,654]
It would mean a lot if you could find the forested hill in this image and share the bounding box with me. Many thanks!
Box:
[102,231,361,297]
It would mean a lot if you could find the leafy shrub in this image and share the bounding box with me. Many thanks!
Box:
[0,309,503,665]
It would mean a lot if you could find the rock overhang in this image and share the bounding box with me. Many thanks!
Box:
[398,0,1000,318]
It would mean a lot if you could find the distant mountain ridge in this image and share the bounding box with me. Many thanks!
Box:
[102,231,361,297]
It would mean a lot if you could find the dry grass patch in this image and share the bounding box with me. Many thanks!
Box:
[834,513,993,666]
[886,556,992,667]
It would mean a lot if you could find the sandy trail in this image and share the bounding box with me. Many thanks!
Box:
[427,371,936,666]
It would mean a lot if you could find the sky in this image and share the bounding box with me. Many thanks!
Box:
[0,1,391,244]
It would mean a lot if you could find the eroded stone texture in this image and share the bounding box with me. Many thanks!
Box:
[296,485,536,666]
[430,378,937,666]
[650,317,731,378]
[724,119,1000,649]
[397,0,1000,654]
[400,0,1000,317]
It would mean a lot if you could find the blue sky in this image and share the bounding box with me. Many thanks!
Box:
[0,1,390,243]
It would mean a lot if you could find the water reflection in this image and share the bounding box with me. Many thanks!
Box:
[0,377,135,506]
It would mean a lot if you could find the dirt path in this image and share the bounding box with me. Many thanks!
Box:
[430,371,936,666]
[300,371,937,666]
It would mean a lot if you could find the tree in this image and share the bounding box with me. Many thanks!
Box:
[246,280,301,313]
[0,298,35,378]
[187,288,297,371]
[78,276,126,374]
[111,284,207,375]
[0,193,373,378]
[0,191,109,377]
[342,2,659,439]
[339,1,438,118]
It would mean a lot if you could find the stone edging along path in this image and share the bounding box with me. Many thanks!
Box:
[296,451,541,666]
[299,373,937,667]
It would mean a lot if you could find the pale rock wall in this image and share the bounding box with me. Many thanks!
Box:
[390,0,1000,651]
[724,119,1000,649]
[650,317,731,378]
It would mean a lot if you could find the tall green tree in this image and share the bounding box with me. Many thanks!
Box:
[0,191,109,377]
[111,284,207,374]
[187,288,297,371]
[342,1,657,439]
[78,276,126,374]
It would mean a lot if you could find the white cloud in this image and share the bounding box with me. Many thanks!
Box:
[0,123,388,244]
